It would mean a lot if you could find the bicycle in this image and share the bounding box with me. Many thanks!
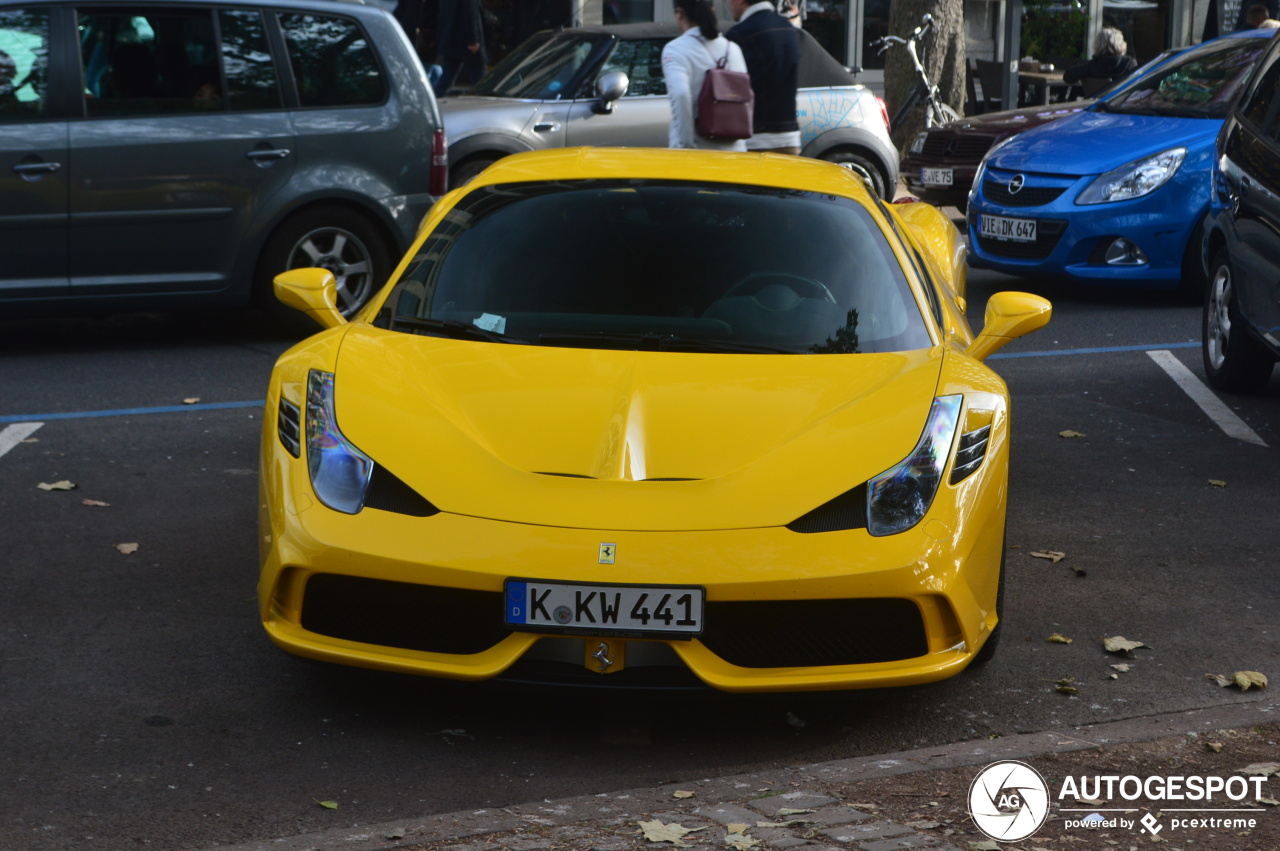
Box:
[871,14,961,132]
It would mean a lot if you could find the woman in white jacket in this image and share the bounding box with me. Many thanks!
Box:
[660,0,748,151]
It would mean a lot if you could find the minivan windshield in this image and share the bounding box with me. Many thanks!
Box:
[469,32,602,99]
[377,180,932,355]
[1096,35,1273,118]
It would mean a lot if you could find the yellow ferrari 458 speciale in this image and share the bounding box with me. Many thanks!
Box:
[258,147,1050,692]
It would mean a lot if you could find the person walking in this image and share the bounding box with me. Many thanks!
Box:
[726,0,800,155]
[661,0,749,151]
[434,0,488,98]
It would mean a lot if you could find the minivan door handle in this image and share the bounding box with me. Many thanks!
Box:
[533,122,560,132]
[246,148,291,161]
[13,161,61,176]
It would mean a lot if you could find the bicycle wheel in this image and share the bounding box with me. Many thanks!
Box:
[926,101,961,128]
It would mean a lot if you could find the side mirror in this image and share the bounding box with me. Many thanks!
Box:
[967,291,1051,361]
[274,268,347,330]
[593,71,629,114]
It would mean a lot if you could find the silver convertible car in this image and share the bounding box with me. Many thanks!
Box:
[440,23,900,198]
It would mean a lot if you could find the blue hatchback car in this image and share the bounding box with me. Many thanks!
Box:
[967,30,1276,292]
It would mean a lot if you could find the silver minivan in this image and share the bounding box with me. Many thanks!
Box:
[0,0,445,319]
[441,23,899,198]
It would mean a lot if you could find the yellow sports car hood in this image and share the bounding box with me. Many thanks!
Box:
[333,326,945,531]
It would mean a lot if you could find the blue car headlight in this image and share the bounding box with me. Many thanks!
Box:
[867,396,962,536]
[1076,147,1187,205]
[306,370,374,514]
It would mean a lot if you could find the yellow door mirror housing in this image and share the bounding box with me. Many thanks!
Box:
[274,268,347,330]
[967,292,1052,361]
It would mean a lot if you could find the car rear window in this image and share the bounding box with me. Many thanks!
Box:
[379,180,931,355]
[0,8,49,120]
[280,13,384,107]
[1098,35,1273,119]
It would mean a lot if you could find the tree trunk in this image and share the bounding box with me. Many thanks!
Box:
[884,0,966,152]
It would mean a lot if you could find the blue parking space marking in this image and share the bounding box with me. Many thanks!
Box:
[0,343,1202,427]
[0,400,264,425]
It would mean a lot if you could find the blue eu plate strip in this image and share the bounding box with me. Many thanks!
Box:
[506,581,528,624]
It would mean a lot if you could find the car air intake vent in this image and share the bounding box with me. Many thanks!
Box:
[643,477,699,481]
[277,398,301,458]
[700,598,928,667]
[982,180,1066,207]
[364,465,440,517]
[786,485,868,533]
[302,575,508,654]
[950,425,991,484]
[535,472,596,478]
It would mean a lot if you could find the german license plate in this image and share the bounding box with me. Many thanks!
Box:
[980,214,1037,242]
[921,167,953,186]
[504,579,704,637]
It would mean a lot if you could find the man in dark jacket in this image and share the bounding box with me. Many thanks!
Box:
[1062,26,1137,87]
[727,0,800,155]
[434,0,488,97]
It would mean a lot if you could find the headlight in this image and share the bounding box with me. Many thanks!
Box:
[306,370,374,514]
[1076,147,1186,205]
[867,396,961,536]
[910,132,928,154]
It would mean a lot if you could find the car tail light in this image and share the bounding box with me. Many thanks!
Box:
[892,196,921,204]
[430,128,448,197]
[876,96,891,133]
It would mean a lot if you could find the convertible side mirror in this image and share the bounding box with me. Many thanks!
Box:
[593,71,629,114]
[274,268,347,330]
[967,291,1051,361]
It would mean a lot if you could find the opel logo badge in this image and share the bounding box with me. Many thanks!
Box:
[1008,174,1025,195]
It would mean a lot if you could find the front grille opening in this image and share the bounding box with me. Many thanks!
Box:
[301,574,509,655]
[277,398,301,458]
[950,425,991,484]
[700,598,928,667]
[787,486,868,533]
[981,180,1067,207]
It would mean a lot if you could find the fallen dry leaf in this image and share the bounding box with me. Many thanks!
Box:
[82,499,111,507]
[1102,636,1146,653]
[314,799,338,809]
[969,841,1002,851]
[638,820,707,847]
[726,824,750,834]
[1111,663,1131,672]
[1206,673,1234,687]
[1047,633,1073,644]
[1031,550,1066,563]
[1078,797,1107,806]
[1059,430,1087,438]
[1206,742,1223,753]
[385,827,406,839]
[1258,796,1280,806]
[1233,671,1268,691]
[183,397,201,404]
[37,480,76,491]
[725,832,761,850]
[20,437,38,443]
[776,807,816,816]
[1209,479,1227,488]
[115,543,139,555]
[672,790,695,799]
[1055,677,1079,694]
[1239,762,1280,776]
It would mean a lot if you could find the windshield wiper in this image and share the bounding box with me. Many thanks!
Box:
[390,315,526,344]
[538,331,805,354]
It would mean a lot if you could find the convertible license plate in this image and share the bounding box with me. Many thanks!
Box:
[504,579,704,637]
[980,214,1037,242]
[921,167,953,186]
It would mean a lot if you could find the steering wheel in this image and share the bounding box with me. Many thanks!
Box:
[721,271,837,305]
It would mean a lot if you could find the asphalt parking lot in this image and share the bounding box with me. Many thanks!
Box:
[2,267,1278,850]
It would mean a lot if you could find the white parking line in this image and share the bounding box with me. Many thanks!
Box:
[0,422,44,460]
[1146,350,1268,447]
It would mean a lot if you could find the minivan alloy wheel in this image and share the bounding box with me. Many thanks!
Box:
[1205,262,1232,372]
[286,226,376,317]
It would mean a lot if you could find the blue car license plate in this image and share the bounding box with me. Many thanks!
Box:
[980,214,1037,242]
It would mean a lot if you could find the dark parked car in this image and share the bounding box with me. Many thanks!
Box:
[1202,30,1280,391]
[440,23,900,198]
[0,0,446,320]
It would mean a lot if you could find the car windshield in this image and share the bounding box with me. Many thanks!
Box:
[1096,36,1272,118]
[377,180,932,355]
[469,32,602,99]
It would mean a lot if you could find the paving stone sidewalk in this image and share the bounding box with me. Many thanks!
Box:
[205,697,1277,851]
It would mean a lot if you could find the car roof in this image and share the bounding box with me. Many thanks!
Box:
[466,146,874,199]
[0,0,372,8]
[550,22,857,88]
